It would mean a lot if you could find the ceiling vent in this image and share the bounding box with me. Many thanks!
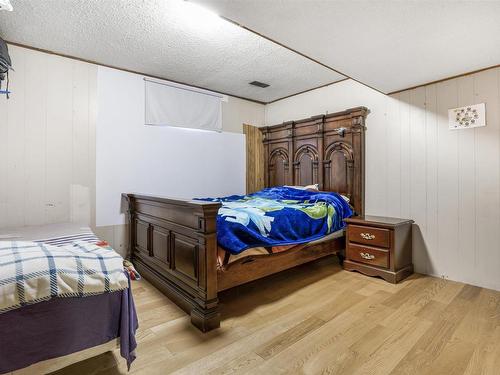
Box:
[249,81,269,88]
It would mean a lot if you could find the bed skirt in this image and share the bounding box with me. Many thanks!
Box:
[0,278,138,374]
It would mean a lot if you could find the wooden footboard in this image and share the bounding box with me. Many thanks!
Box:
[123,193,347,332]
[122,193,221,332]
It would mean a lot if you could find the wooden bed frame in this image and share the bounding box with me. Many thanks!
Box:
[123,106,368,332]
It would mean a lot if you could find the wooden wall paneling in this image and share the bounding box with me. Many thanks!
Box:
[409,86,428,274]
[71,61,92,224]
[0,59,8,227]
[243,124,265,194]
[0,45,96,230]
[377,92,389,215]
[456,75,476,284]
[436,79,459,280]
[45,54,73,223]
[364,91,387,215]
[386,94,402,218]
[474,68,500,290]
[243,124,253,193]
[24,49,47,226]
[0,68,6,228]
[399,90,411,219]
[424,84,439,276]
[6,46,26,227]
[88,63,98,230]
[6,44,26,226]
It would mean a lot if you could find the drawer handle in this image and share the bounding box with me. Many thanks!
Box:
[360,252,375,260]
[360,233,375,240]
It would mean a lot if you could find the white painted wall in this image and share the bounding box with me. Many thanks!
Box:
[266,72,500,291]
[96,66,246,227]
[222,96,265,132]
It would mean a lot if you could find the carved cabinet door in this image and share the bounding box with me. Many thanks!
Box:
[323,142,353,195]
[293,145,319,186]
[269,148,289,186]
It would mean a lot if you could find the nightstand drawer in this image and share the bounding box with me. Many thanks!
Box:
[347,243,389,269]
[348,225,390,248]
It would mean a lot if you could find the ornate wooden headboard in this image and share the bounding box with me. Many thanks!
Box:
[260,106,368,215]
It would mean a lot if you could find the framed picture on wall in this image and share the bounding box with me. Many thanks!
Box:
[448,103,486,130]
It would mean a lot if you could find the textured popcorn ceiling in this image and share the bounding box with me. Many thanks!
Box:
[197,0,500,94]
[0,0,346,103]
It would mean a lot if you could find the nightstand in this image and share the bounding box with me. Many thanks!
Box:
[343,216,414,283]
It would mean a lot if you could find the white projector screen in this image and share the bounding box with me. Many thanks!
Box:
[145,78,223,131]
[96,67,245,227]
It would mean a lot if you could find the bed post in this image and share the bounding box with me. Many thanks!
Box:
[122,194,135,261]
[190,203,220,331]
[123,193,221,332]
[260,126,270,187]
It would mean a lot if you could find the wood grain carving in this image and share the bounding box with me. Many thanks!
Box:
[269,147,289,187]
[294,145,319,186]
[324,141,354,199]
[261,106,368,215]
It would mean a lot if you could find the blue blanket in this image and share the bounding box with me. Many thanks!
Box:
[197,187,353,254]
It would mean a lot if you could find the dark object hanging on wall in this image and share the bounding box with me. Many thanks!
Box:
[0,37,12,98]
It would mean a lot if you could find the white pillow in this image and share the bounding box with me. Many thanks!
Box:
[285,184,319,191]
[283,185,350,202]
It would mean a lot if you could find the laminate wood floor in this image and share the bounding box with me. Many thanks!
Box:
[52,257,500,375]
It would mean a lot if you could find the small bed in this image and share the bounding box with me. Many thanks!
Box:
[0,223,138,375]
[123,106,368,332]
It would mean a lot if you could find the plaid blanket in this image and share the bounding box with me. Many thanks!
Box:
[0,240,129,314]
[34,231,100,246]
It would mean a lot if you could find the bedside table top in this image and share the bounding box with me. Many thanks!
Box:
[344,215,414,228]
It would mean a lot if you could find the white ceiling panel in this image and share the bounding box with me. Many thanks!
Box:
[0,0,345,102]
[196,0,500,93]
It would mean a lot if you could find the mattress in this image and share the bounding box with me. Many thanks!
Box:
[217,228,345,269]
[0,223,138,374]
[0,222,97,243]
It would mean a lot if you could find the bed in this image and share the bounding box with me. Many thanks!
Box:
[123,106,367,332]
[0,223,138,375]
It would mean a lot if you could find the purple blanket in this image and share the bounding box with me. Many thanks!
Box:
[0,276,138,373]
